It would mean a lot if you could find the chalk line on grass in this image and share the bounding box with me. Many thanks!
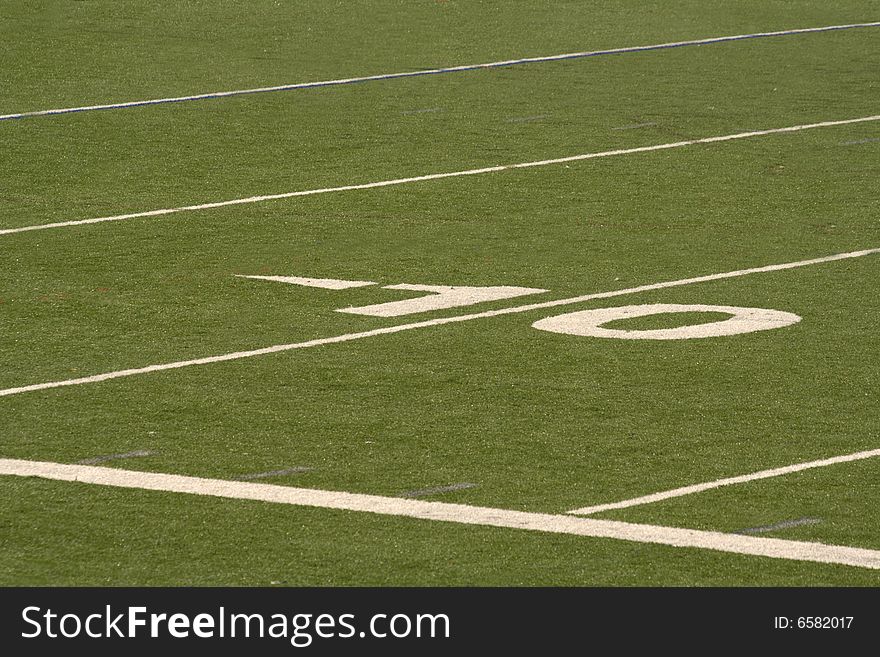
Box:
[568,448,880,515]
[1,458,878,569]
[2,114,879,238]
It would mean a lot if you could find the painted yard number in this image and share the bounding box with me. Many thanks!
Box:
[533,304,800,339]
[238,275,801,339]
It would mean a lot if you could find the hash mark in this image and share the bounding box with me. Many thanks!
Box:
[77,450,156,465]
[505,115,549,123]
[238,467,314,480]
[839,137,880,145]
[612,121,657,130]
[734,517,822,535]
[401,107,442,115]
[402,482,478,498]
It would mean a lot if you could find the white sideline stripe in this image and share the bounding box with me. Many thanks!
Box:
[236,275,375,289]
[568,448,880,515]
[2,114,880,238]
[2,22,878,122]
[0,246,877,399]
[2,458,878,569]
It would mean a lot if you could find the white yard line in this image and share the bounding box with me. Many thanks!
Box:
[568,448,880,516]
[0,246,877,398]
[1,458,878,569]
[2,22,877,122]
[2,114,879,238]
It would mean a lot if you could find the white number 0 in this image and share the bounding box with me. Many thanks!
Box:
[532,303,801,340]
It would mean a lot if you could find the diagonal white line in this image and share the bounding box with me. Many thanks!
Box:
[2,22,878,122]
[2,458,878,569]
[2,114,879,238]
[0,246,877,398]
[568,448,880,516]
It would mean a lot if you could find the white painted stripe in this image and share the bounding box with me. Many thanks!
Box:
[2,22,878,122]
[0,246,876,398]
[1,114,879,238]
[236,275,375,289]
[568,448,880,515]
[1,458,878,569]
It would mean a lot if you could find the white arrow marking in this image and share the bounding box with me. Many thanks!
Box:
[236,275,375,290]
[337,284,549,317]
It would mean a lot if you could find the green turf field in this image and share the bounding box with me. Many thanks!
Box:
[1,1,879,585]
